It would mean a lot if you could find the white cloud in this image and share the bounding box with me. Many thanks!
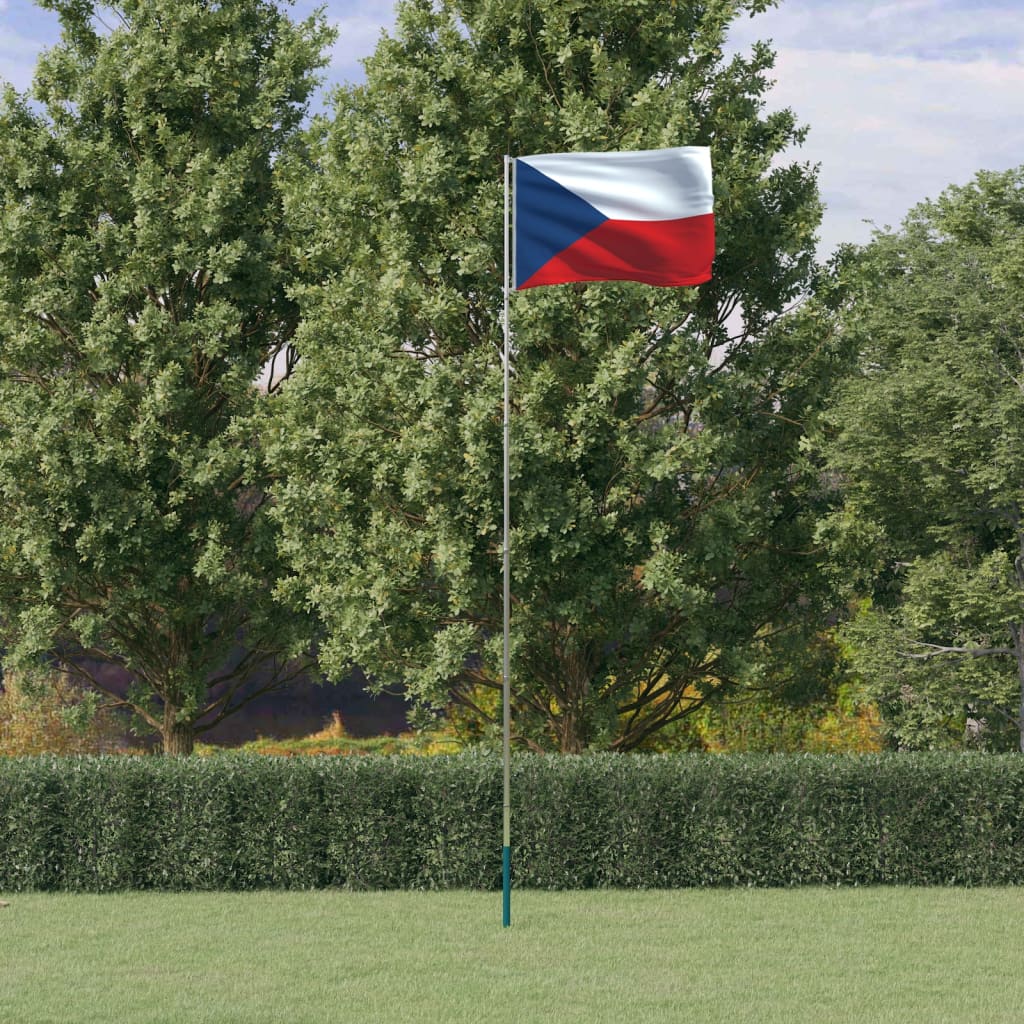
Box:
[329,15,386,77]
[724,1,1024,257]
[328,2,396,82]
[0,29,45,92]
[730,0,1024,63]
[758,47,1024,256]
[0,0,63,92]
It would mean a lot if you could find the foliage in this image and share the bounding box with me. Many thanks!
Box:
[197,711,463,756]
[0,667,122,755]
[5,751,1024,891]
[631,628,883,752]
[0,0,333,753]
[268,0,846,753]
[643,684,882,754]
[200,689,884,756]
[819,166,1024,751]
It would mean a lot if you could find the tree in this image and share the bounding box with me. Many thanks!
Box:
[0,0,332,754]
[820,166,1024,751]
[269,0,843,752]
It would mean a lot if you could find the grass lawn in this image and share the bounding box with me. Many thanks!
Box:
[1,887,1021,1023]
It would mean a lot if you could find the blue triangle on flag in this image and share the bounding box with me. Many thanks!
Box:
[514,159,607,288]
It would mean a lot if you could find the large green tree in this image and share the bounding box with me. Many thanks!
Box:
[821,167,1024,751]
[0,0,331,753]
[270,0,844,752]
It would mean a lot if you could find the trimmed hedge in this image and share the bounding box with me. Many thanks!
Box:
[2,752,1024,891]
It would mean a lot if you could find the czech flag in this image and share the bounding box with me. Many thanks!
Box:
[513,146,714,290]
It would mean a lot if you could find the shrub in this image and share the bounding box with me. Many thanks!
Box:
[1,752,1023,892]
[0,670,123,756]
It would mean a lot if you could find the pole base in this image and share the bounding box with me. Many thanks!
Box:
[502,846,511,928]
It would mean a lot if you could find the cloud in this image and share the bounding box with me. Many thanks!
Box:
[0,29,45,92]
[0,0,63,92]
[730,0,1024,64]
[726,1,1024,257]
[758,48,1024,256]
[328,2,396,83]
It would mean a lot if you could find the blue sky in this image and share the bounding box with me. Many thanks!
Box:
[2,0,1022,258]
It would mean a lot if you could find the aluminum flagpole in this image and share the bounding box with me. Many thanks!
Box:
[501,153,513,929]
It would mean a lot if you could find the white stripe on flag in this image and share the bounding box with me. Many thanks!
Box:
[517,146,713,222]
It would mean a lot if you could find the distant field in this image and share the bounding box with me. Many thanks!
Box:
[1,888,1021,1023]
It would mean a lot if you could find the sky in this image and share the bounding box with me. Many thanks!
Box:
[1,0,1022,258]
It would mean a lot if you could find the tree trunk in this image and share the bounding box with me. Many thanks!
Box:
[162,712,195,756]
[964,705,987,748]
[1014,532,1024,753]
[558,714,585,754]
[1014,625,1024,755]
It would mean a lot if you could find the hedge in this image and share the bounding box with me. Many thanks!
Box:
[2,752,1024,891]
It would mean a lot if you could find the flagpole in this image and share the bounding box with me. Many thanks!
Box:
[501,154,512,929]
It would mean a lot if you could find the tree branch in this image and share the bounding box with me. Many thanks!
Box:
[900,640,1015,660]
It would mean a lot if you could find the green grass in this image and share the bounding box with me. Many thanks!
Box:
[1,888,1022,1023]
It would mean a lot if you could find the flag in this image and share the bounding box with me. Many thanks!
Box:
[513,146,714,290]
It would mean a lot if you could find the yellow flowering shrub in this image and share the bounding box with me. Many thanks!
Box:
[0,669,122,756]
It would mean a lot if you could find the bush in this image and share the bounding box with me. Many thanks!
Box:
[1,752,1023,892]
[640,684,884,754]
[0,671,123,756]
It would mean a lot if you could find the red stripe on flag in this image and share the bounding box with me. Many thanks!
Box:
[517,213,714,290]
